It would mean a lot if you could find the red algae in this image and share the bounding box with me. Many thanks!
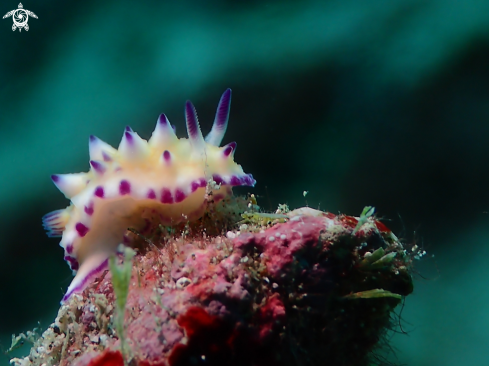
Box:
[12,205,414,366]
[86,350,123,366]
[375,220,392,233]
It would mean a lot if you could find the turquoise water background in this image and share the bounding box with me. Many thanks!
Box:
[1,0,489,364]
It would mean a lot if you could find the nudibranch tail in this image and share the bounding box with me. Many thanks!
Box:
[61,253,109,303]
[44,89,256,303]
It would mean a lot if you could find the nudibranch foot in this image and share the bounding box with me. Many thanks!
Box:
[44,89,255,303]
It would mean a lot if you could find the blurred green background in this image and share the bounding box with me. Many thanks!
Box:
[2,0,489,364]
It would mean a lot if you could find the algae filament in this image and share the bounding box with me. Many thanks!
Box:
[109,245,136,363]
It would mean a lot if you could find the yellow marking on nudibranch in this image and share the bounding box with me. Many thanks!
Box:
[42,89,255,303]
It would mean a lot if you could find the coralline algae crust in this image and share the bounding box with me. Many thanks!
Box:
[14,205,414,366]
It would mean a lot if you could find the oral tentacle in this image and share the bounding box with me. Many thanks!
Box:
[185,101,206,153]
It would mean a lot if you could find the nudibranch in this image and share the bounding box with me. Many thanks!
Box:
[42,89,255,302]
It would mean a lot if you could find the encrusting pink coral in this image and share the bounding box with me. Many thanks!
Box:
[15,205,414,366]
[42,89,255,303]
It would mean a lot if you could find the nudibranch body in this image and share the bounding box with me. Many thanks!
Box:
[42,89,255,302]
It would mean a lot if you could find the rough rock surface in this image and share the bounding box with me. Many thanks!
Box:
[11,206,414,366]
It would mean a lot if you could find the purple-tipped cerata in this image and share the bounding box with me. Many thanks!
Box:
[158,114,169,126]
[149,114,178,147]
[124,131,134,144]
[75,222,89,237]
[222,142,237,157]
[90,160,106,174]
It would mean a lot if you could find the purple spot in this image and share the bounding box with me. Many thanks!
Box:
[223,146,233,157]
[199,178,207,187]
[51,174,60,183]
[163,150,171,163]
[84,203,94,215]
[90,160,105,174]
[161,188,173,204]
[119,180,131,195]
[191,181,200,192]
[89,135,97,143]
[94,186,104,198]
[212,174,224,185]
[66,244,73,254]
[102,151,112,162]
[147,189,156,199]
[175,189,186,203]
[171,125,176,134]
[125,126,133,132]
[75,222,89,237]
[229,175,241,186]
[124,131,133,144]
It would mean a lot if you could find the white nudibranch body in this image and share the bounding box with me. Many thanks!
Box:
[42,89,255,302]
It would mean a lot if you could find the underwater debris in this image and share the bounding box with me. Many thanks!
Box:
[12,203,414,366]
